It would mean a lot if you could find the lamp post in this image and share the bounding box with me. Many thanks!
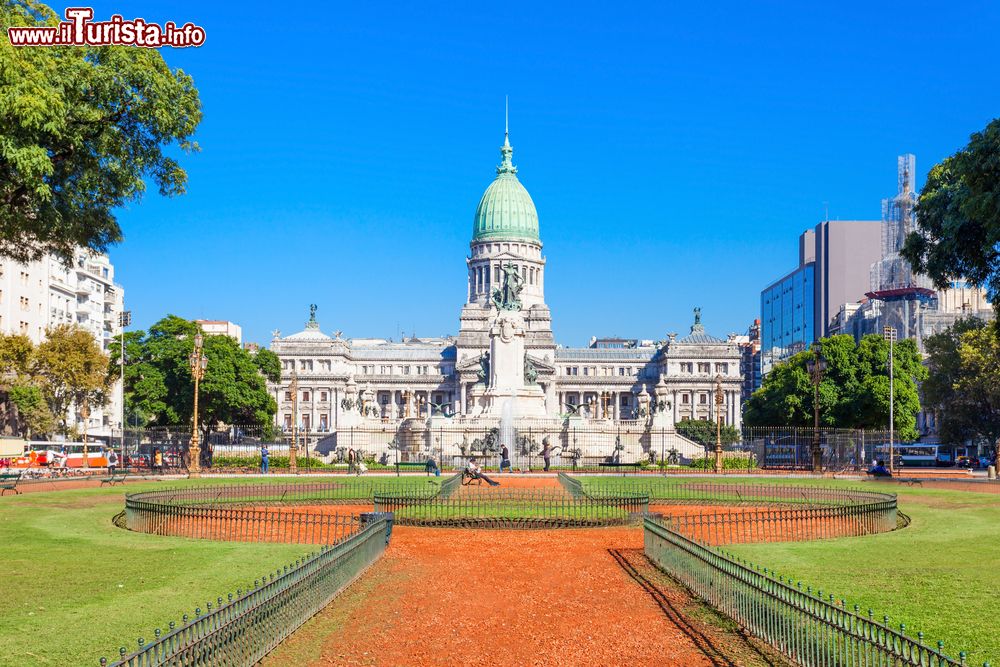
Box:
[805,342,827,474]
[289,369,299,474]
[119,310,130,469]
[188,332,207,477]
[714,375,724,474]
[883,326,897,474]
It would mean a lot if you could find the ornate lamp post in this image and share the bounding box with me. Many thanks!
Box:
[289,369,299,474]
[714,375,724,474]
[805,342,827,474]
[188,332,207,477]
[883,326,897,474]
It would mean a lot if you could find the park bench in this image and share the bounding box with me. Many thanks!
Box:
[461,469,484,486]
[100,471,129,487]
[0,470,23,495]
[865,471,922,486]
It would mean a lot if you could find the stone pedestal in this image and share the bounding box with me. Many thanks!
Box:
[481,310,547,417]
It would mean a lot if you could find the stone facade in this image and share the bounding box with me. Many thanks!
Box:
[268,131,742,461]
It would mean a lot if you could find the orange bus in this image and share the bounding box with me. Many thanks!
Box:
[13,442,110,469]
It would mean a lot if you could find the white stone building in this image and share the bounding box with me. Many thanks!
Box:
[268,131,742,463]
[0,250,124,439]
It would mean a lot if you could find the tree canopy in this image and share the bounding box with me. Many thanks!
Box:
[674,417,740,449]
[922,319,1000,448]
[744,334,926,440]
[114,315,277,430]
[901,118,1000,318]
[0,1,201,263]
[0,328,108,437]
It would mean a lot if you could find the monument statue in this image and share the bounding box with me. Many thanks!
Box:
[523,356,538,385]
[693,306,701,325]
[476,351,491,385]
[490,263,524,311]
[309,304,318,322]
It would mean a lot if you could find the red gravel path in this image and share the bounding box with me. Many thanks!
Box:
[300,527,727,666]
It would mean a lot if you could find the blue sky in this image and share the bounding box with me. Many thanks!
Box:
[88,0,1000,346]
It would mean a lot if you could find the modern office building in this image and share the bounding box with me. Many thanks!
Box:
[760,219,881,375]
[195,319,243,345]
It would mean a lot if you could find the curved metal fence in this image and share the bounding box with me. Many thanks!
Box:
[644,517,973,666]
[373,485,649,528]
[103,513,392,666]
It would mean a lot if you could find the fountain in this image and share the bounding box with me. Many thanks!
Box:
[500,399,517,470]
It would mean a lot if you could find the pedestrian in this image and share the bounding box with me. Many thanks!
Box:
[153,448,163,474]
[499,444,513,474]
[425,457,441,477]
[107,448,119,475]
[541,436,552,472]
[260,445,269,475]
[347,448,357,475]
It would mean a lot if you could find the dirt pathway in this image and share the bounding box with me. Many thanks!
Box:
[264,526,783,667]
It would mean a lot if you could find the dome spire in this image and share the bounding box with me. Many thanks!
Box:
[498,96,516,175]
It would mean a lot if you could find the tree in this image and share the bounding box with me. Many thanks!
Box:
[901,118,1000,318]
[7,383,54,437]
[923,320,1000,452]
[675,417,740,449]
[0,1,202,263]
[116,315,277,430]
[744,334,926,440]
[0,333,54,436]
[34,324,111,431]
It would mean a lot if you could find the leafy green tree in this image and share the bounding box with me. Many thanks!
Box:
[922,320,1000,464]
[115,315,277,431]
[0,1,202,263]
[744,334,926,440]
[675,417,740,449]
[34,324,111,431]
[901,118,1000,318]
[922,319,998,446]
[7,383,54,437]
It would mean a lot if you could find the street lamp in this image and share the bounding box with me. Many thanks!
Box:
[188,332,207,477]
[289,369,299,474]
[714,375,724,474]
[883,326,897,474]
[805,342,827,474]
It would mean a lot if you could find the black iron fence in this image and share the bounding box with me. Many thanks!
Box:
[370,472,649,528]
[98,424,903,475]
[644,517,974,666]
[103,512,392,666]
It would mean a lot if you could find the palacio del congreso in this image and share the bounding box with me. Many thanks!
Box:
[269,131,743,468]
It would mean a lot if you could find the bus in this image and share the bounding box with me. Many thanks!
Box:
[13,442,110,469]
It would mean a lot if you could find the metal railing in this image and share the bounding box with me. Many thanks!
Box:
[103,513,392,666]
[583,478,896,507]
[644,517,974,666]
[373,485,649,528]
[123,482,431,543]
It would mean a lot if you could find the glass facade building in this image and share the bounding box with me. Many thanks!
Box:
[760,263,814,375]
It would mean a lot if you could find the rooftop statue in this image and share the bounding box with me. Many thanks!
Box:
[693,306,701,325]
[490,262,524,311]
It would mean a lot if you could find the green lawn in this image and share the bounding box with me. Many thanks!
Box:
[0,477,423,666]
[721,484,1000,667]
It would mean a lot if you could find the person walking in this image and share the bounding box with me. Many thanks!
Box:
[153,448,163,474]
[347,448,357,475]
[499,444,513,474]
[260,445,269,475]
[107,448,119,476]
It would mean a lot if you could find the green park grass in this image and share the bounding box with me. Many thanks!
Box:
[0,477,423,666]
[718,483,1000,666]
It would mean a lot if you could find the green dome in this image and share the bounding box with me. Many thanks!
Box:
[472,133,540,243]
